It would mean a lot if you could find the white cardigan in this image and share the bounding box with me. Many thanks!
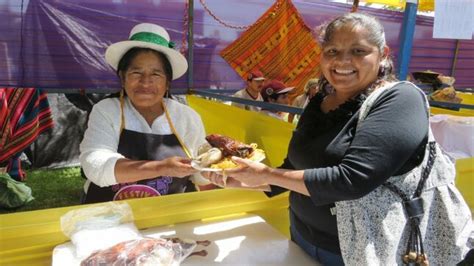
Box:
[79,97,208,190]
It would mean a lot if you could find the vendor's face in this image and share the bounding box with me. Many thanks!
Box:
[121,51,168,110]
[321,25,384,96]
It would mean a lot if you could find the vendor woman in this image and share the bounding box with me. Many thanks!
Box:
[80,23,211,203]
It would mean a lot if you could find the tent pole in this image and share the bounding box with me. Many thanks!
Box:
[351,0,359,12]
[451,40,460,77]
[187,0,194,93]
[397,0,418,80]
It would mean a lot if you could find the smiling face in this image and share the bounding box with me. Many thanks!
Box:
[120,50,169,112]
[321,25,384,97]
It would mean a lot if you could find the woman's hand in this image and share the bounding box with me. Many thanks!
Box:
[201,171,268,191]
[201,156,271,188]
[115,157,198,183]
[200,158,309,195]
[201,171,229,188]
[225,156,270,186]
[160,156,199,178]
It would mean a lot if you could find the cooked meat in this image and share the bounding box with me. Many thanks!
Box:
[81,237,208,266]
[80,238,173,266]
[205,134,254,158]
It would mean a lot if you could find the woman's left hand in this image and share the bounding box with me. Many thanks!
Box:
[223,156,270,187]
[201,156,271,188]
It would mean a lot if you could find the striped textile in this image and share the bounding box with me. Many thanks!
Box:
[220,0,321,98]
[0,88,53,180]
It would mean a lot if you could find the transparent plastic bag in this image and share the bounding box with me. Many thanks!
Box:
[60,202,141,258]
[80,237,198,266]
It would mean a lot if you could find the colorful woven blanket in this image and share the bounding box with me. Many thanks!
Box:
[220,0,321,97]
[0,88,53,180]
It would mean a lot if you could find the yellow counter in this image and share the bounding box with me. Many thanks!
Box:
[0,189,290,265]
[2,95,473,265]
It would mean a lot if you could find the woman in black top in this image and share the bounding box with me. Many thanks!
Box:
[205,13,473,265]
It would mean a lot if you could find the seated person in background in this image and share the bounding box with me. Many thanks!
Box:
[292,78,319,109]
[290,78,320,123]
[231,69,266,111]
[80,23,212,204]
[260,79,294,121]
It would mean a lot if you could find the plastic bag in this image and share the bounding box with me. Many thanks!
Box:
[0,173,34,208]
[80,237,197,266]
[60,202,141,258]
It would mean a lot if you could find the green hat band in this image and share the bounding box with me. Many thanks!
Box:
[130,32,175,48]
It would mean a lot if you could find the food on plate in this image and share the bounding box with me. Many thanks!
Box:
[206,134,254,158]
[194,134,265,170]
[195,147,223,168]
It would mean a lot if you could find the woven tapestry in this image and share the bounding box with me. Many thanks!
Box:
[0,88,53,180]
[220,0,321,97]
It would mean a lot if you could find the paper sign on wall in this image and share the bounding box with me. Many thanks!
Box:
[433,0,474,40]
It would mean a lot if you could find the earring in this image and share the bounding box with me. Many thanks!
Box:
[378,62,386,77]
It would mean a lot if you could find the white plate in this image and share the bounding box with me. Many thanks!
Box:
[191,160,223,172]
[191,150,266,172]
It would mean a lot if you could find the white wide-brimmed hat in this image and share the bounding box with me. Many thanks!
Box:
[105,23,188,80]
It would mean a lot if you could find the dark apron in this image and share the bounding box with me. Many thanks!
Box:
[83,128,195,204]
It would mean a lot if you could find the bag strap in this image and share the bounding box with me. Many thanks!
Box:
[384,141,436,200]
[383,142,436,266]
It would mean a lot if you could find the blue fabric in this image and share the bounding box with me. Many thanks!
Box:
[290,211,344,266]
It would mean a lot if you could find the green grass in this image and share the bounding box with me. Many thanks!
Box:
[0,167,84,214]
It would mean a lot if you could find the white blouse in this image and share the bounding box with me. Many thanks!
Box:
[79,97,208,190]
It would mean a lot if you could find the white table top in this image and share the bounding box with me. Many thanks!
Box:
[53,214,316,265]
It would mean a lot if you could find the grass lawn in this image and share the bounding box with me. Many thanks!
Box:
[0,167,84,214]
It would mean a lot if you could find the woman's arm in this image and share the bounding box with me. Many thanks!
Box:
[114,157,197,183]
[206,157,308,194]
[80,99,124,187]
[172,100,215,189]
[210,83,428,203]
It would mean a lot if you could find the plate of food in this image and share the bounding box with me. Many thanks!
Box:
[191,134,265,172]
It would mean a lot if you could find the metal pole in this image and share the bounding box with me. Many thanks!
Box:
[397,0,418,80]
[351,0,359,12]
[451,40,460,77]
[187,0,194,93]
